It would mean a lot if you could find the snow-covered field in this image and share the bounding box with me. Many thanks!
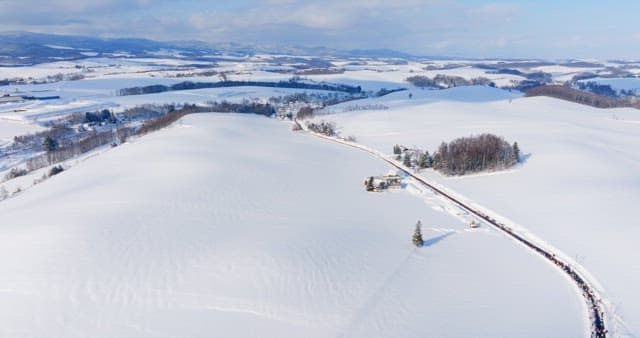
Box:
[1,56,632,128]
[314,86,640,335]
[2,55,639,337]
[0,114,585,337]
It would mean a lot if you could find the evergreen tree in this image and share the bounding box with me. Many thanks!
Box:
[512,142,520,163]
[393,144,402,155]
[43,136,58,152]
[418,151,432,168]
[403,153,412,167]
[413,221,424,247]
[417,151,425,168]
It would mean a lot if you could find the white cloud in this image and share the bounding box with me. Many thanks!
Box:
[0,0,637,59]
[466,3,519,16]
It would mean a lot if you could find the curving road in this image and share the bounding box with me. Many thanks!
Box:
[300,124,608,338]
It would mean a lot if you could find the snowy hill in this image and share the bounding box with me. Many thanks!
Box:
[0,114,585,337]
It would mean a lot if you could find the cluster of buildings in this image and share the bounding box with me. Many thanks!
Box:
[364,174,402,192]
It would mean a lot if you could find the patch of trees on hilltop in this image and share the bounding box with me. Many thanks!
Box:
[395,134,520,176]
[433,134,519,175]
[406,74,495,89]
[117,80,363,96]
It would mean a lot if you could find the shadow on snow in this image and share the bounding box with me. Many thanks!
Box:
[423,231,455,247]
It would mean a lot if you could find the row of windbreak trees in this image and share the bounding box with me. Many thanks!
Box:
[395,134,520,176]
[406,75,495,89]
[116,80,363,96]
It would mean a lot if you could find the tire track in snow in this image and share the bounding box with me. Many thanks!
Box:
[338,248,417,338]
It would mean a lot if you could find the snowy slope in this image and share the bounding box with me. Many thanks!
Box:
[0,114,584,337]
[314,86,640,336]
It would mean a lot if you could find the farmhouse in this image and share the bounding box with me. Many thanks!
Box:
[364,174,402,192]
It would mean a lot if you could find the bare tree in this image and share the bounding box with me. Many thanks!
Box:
[432,134,518,175]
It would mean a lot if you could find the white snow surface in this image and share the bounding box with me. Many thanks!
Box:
[0,119,42,144]
[314,85,640,336]
[0,114,585,337]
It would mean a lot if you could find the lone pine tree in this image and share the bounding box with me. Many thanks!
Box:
[413,221,424,247]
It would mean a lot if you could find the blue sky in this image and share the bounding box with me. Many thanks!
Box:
[0,0,638,59]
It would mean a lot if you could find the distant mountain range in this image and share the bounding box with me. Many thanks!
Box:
[0,31,421,65]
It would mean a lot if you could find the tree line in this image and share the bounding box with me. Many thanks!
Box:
[117,80,363,96]
[576,81,636,98]
[406,74,495,89]
[526,85,640,109]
